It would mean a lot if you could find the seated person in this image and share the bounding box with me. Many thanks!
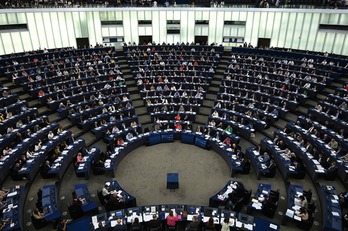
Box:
[131,217,142,231]
[57,219,68,231]
[0,199,7,210]
[76,153,84,163]
[11,163,24,180]
[72,195,85,206]
[41,160,53,178]
[339,191,348,208]
[299,195,308,209]
[258,152,270,164]
[147,214,162,230]
[205,217,216,231]
[32,208,45,220]
[186,215,199,231]
[296,207,309,221]
[102,183,111,201]
[106,192,124,211]
[113,217,127,231]
[325,160,338,180]
[117,138,125,146]
[166,210,179,227]
[0,187,9,198]
[262,159,276,177]
[289,160,305,179]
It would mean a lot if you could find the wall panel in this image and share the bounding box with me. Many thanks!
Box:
[0,8,346,55]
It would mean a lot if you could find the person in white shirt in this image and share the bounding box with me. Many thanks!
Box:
[34,141,42,151]
[47,131,54,140]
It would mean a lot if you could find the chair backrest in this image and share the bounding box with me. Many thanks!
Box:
[97,189,106,205]
[131,226,142,231]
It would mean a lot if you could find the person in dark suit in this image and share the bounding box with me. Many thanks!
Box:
[290,160,305,179]
[186,216,199,231]
[316,153,328,169]
[113,217,127,231]
[95,222,108,231]
[232,182,245,199]
[147,214,162,230]
[131,217,142,231]
[68,134,76,145]
[263,159,276,178]
[106,193,122,211]
[205,217,216,231]
[326,161,338,180]
[41,160,52,178]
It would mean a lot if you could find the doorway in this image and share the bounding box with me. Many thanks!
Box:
[76,37,90,49]
[257,38,271,49]
[139,36,153,45]
[195,36,208,45]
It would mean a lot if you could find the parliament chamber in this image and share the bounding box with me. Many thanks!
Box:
[0,5,348,231]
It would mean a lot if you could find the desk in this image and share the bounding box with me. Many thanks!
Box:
[2,122,59,184]
[167,173,179,191]
[41,184,62,222]
[247,184,271,214]
[260,138,292,181]
[209,181,241,208]
[245,146,271,180]
[75,147,100,180]
[2,184,27,231]
[105,180,137,208]
[317,185,342,231]
[85,203,280,230]
[19,129,71,182]
[74,184,98,213]
[282,185,303,225]
[106,131,246,182]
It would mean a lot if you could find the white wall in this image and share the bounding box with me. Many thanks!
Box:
[0,8,347,55]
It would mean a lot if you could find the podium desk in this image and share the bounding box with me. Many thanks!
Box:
[167,173,179,191]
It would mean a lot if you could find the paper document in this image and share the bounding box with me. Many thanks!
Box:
[285,209,294,218]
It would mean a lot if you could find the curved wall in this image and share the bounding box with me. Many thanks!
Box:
[0,8,347,55]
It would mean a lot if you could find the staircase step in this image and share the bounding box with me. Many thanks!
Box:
[195,114,208,124]
[138,114,152,124]
[135,107,148,115]
[38,107,49,115]
[79,132,99,146]
[296,106,308,115]
[132,99,144,107]
[261,127,277,138]
[284,112,298,122]
[211,80,221,85]
[18,93,30,100]
[3,82,14,88]
[206,94,216,100]
[202,100,214,108]
[128,86,138,92]
[316,94,326,100]
[28,99,39,107]
[209,87,219,92]
[323,88,335,94]
[331,82,343,88]
[273,119,288,129]
[59,118,73,129]
[306,99,317,107]
[48,113,60,123]
[199,107,211,115]
[68,126,83,136]
[130,93,141,100]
